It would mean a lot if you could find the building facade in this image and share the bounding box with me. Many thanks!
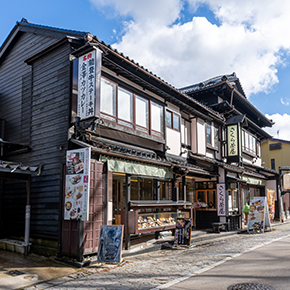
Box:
[0,20,279,261]
[261,138,290,219]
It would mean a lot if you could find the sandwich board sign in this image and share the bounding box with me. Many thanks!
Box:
[97,225,123,263]
[247,196,271,233]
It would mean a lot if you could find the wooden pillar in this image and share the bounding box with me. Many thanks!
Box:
[124,174,131,250]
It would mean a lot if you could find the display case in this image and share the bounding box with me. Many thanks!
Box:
[125,202,192,234]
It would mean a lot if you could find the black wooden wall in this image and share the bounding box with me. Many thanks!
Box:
[0,31,73,239]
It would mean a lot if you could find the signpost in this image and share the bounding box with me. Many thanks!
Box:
[174,218,192,246]
[97,225,124,263]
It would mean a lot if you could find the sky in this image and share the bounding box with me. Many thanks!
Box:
[1,0,290,140]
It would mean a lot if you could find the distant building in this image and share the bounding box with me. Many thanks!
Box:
[261,138,290,218]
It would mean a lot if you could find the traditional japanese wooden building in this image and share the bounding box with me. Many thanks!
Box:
[0,20,279,262]
[180,73,280,228]
[0,19,226,261]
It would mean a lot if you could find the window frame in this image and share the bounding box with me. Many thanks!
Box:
[100,76,164,138]
[242,129,257,155]
[165,110,180,132]
[206,121,212,146]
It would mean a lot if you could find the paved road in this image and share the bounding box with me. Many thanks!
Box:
[25,223,290,290]
[165,235,290,290]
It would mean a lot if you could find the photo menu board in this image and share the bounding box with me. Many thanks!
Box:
[64,147,91,221]
[247,196,271,232]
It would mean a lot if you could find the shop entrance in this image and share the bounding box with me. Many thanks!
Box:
[112,174,125,225]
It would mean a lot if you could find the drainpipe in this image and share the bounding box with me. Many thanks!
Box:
[24,176,31,256]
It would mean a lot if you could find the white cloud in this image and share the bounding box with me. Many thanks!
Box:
[90,0,290,97]
[265,113,290,141]
[281,98,290,106]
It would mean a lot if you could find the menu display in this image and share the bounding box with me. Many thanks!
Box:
[174,218,192,246]
[97,225,123,263]
[64,148,91,221]
[247,196,271,232]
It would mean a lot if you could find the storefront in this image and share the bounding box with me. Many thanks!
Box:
[194,180,219,229]
[100,155,195,248]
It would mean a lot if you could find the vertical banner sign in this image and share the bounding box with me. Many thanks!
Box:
[227,125,238,156]
[217,183,227,216]
[64,148,91,221]
[227,124,241,163]
[267,190,275,223]
[77,49,101,120]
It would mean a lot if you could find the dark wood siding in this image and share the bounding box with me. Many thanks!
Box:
[0,33,59,143]
[0,31,72,239]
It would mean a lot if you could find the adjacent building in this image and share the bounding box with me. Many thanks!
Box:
[261,138,290,219]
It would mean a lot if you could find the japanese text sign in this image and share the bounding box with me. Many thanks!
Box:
[64,147,91,221]
[77,49,101,120]
[217,183,227,216]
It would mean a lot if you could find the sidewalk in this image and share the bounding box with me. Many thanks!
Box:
[0,220,288,290]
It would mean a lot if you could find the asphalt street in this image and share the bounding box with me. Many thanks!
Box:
[21,222,290,290]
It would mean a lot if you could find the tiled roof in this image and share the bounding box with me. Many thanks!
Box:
[0,160,41,175]
[179,72,246,97]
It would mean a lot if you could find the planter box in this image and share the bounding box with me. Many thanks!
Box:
[0,239,31,254]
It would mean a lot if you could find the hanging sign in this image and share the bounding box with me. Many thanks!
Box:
[174,218,192,246]
[77,49,101,120]
[64,147,91,221]
[247,196,271,232]
[217,183,227,216]
[226,124,241,164]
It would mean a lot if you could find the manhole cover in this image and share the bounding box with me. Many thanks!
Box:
[5,270,26,277]
[228,283,275,290]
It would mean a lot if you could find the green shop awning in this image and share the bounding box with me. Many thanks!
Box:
[240,175,266,186]
[99,155,173,179]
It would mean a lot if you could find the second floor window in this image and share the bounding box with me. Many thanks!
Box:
[242,130,256,155]
[206,121,212,145]
[101,77,163,138]
[166,110,180,131]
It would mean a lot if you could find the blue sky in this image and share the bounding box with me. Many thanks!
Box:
[1,0,290,139]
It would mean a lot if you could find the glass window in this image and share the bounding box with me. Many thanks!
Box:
[173,114,180,131]
[186,178,194,203]
[166,111,172,127]
[100,78,116,118]
[214,126,219,148]
[160,181,171,200]
[118,87,133,126]
[228,189,239,211]
[242,130,257,155]
[151,102,163,133]
[206,122,211,145]
[135,95,149,130]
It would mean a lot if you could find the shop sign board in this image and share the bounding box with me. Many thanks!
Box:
[77,49,101,120]
[217,183,227,216]
[267,190,275,223]
[247,196,271,232]
[64,147,91,221]
[174,218,192,246]
[97,225,123,263]
[226,124,241,164]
